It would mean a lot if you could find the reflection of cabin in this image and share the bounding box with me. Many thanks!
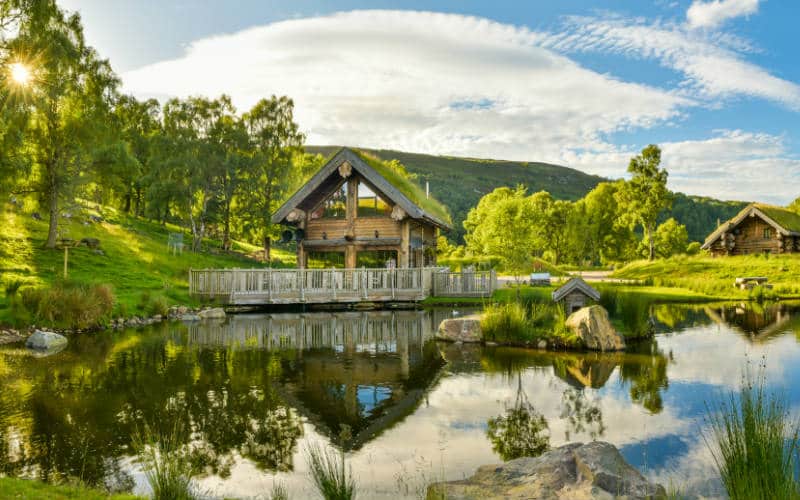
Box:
[552,277,600,313]
[272,148,451,269]
[702,203,800,256]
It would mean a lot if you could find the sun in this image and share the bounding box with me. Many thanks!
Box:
[9,62,32,86]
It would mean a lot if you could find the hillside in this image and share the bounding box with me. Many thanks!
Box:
[307,146,750,244]
[0,201,295,325]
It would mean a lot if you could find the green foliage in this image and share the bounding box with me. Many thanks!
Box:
[615,145,671,261]
[599,288,654,339]
[305,443,357,500]
[481,297,578,346]
[653,218,689,258]
[0,477,142,500]
[482,302,531,342]
[486,386,550,460]
[13,281,114,329]
[705,370,800,500]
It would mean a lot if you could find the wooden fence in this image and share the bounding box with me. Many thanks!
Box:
[189,267,496,305]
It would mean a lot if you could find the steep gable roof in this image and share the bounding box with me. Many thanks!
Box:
[272,147,452,229]
[552,277,600,302]
[702,203,800,249]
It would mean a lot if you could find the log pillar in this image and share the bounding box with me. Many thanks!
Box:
[399,220,410,268]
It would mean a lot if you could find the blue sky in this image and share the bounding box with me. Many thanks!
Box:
[61,0,800,203]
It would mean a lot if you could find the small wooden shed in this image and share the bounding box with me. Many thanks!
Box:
[552,277,601,313]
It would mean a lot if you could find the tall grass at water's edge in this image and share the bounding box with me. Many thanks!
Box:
[305,442,357,500]
[133,422,199,500]
[480,300,579,346]
[705,371,800,500]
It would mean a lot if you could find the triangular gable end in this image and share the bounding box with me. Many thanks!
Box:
[552,277,600,302]
[272,148,450,229]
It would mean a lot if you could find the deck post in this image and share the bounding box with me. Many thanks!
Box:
[300,269,306,302]
[267,269,272,302]
[331,268,337,300]
[361,268,368,300]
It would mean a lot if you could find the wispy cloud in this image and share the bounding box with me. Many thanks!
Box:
[542,15,800,111]
[687,0,760,29]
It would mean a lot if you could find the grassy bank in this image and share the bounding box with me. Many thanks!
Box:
[0,202,295,327]
[0,477,141,499]
[612,254,800,300]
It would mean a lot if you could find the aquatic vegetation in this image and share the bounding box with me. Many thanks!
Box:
[12,281,115,329]
[704,369,800,500]
[481,302,531,342]
[133,422,199,500]
[305,441,357,500]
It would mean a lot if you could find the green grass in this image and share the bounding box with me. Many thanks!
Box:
[705,370,800,500]
[612,254,800,300]
[0,478,141,499]
[0,201,296,326]
[305,443,357,500]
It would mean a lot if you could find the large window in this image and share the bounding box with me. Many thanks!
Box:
[306,251,345,268]
[356,250,397,268]
[357,182,391,217]
[311,184,347,220]
[763,227,772,239]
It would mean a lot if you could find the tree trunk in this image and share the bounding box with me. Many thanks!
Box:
[45,165,58,249]
[648,224,655,261]
[222,200,231,251]
[263,235,271,262]
[123,190,132,213]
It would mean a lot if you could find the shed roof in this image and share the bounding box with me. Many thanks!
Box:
[702,203,800,249]
[552,277,601,302]
[272,147,452,229]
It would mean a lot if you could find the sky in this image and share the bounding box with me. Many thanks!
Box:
[58,0,800,204]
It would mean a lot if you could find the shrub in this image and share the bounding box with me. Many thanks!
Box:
[14,282,115,329]
[149,295,170,317]
[4,279,24,297]
[705,370,800,500]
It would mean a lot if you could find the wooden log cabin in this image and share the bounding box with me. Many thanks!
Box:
[702,203,800,256]
[272,148,452,269]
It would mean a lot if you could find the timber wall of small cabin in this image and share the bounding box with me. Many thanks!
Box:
[305,217,402,240]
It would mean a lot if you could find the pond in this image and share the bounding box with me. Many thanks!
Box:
[1,302,800,498]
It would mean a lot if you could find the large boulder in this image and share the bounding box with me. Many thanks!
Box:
[427,441,665,500]
[437,315,482,343]
[565,306,625,352]
[26,330,68,353]
[198,307,226,320]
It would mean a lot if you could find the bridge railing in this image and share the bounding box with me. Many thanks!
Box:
[189,267,496,303]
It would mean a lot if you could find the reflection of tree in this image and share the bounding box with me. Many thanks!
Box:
[619,340,669,414]
[559,388,604,441]
[241,407,304,471]
[486,375,550,461]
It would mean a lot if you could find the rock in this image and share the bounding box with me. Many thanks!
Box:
[436,315,482,343]
[176,306,189,315]
[26,330,68,352]
[80,237,100,248]
[0,329,26,345]
[565,305,625,352]
[537,340,548,350]
[428,441,665,500]
[181,313,201,322]
[152,314,162,322]
[198,307,226,319]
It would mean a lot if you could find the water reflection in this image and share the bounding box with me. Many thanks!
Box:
[0,302,799,498]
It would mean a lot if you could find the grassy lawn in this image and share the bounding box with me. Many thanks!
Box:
[0,202,296,325]
[611,254,800,300]
[0,478,142,499]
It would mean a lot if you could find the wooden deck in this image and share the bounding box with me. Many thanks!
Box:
[189,267,496,305]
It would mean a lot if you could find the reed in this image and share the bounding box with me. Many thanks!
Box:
[305,443,357,500]
[133,421,198,500]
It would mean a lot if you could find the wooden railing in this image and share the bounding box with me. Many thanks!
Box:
[431,269,496,298]
[189,267,496,304]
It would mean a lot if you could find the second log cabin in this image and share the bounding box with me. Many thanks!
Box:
[272,148,452,269]
[702,203,800,256]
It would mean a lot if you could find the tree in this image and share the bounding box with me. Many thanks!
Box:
[464,186,537,283]
[789,196,800,215]
[241,96,304,261]
[582,181,637,264]
[5,0,119,248]
[653,218,689,258]
[616,145,671,261]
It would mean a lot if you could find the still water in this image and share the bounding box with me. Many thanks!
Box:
[1,303,800,498]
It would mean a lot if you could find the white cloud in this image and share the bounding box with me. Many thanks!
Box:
[542,16,800,110]
[122,10,689,165]
[687,0,760,29]
[566,130,800,204]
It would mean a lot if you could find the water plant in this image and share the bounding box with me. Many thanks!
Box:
[704,368,800,500]
[306,425,357,500]
[13,281,115,329]
[481,302,530,342]
[133,421,198,500]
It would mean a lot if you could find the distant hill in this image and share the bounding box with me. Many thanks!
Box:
[306,146,749,244]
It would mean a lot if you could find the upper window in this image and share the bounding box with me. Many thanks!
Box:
[763,227,773,239]
[357,182,391,217]
[311,184,347,220]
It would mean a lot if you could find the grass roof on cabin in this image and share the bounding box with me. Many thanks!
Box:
[755,203,800,233]
[352,149,453,226]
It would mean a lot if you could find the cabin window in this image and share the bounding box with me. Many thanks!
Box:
[763,227,772,239]
[306,251,345,269]
[356,250,397,268]
[357,182,391,217]
[311,184,347,220]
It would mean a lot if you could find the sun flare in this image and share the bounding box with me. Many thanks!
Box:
[9,62,32,86]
